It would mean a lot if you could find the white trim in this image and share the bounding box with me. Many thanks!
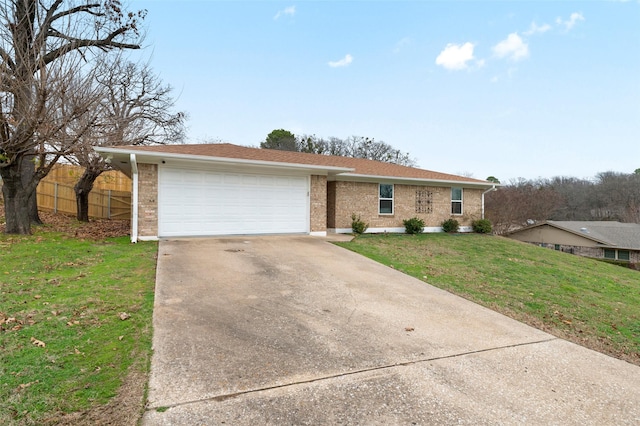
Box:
[335,173,494,188]
[310,231,327,237]
[94,147,496,189]
[482,185,497,219]
[130,153,139,244]
[451,187,463,216]
[95,146,354,175]
[331,226,474,234]
[378,183,394,215]
[306,175,311,234]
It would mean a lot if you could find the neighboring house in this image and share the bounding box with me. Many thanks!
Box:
[95,143,496,242]
[507,220,640,264]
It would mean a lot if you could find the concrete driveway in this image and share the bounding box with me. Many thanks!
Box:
[143,236,640,425]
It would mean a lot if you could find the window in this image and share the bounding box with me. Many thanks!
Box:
[416,190,433,213]
[451,187,463,215]
[604,248,629,261]
[554,244,561,251]
[379,184,393,214]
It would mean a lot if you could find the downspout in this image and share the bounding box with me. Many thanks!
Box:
[481,185,497,220]
[130,153,139,243]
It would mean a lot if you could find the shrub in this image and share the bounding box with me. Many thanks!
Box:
[441,218,459,233]
[351,213,369,235]
[403,217,425,234]
[472,219,492,234]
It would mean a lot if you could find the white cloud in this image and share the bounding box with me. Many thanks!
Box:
[524,21,552,36]
[328,54,353,68]
[493,33,529,61]
[393,37,412,53]
[274,5,295,20]
[435,42,475,70]
[556,12,585,31]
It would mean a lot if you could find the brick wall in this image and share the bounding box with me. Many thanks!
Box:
[137,163,158,237]
[532,243,640,267]
[329,181,484,230]
[310,175,327,232]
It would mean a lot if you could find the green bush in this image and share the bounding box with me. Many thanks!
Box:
[403,217,425,234]
[472,219,492,234]
[441,218,459,233]
[351,213,369,235]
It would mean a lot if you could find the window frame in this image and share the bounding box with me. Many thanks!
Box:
[451,187,463,215]
[603,248,630,261]
[379,183,394,215]
[617,250,630,261]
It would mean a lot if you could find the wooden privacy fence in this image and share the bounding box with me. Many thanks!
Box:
[44,165,132,191]
[37,181,131,220]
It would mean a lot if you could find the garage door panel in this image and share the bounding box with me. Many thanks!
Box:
[159,167,309,237]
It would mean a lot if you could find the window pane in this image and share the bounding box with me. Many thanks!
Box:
[604,249,616,259]
[618,250,630,261]
[451,187,462,201]
[380,184,393,199]
[451,201,462,215]
[380,199,393,214]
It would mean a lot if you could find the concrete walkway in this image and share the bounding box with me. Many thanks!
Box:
[143,236,640,425]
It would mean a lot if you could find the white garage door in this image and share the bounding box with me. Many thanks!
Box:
[159,167,309,237]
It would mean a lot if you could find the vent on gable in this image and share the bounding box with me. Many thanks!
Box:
[580,227,589,233]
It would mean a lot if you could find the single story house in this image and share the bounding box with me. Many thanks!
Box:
[95,143,496,242]
[506,220,640,264]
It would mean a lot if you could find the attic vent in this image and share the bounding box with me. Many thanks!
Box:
[580,227,589,233]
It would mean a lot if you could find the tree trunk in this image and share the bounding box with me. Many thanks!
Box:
[1,162,33,234]
[22,154,42,225]
[74,168,101,222]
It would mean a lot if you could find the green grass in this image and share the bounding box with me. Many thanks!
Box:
[337,233,640,365]
[0,232,157,425]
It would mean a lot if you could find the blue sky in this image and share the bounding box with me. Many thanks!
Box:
[132,1,640,182]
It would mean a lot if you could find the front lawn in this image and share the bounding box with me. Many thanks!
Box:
[337,233,640,365]
[0,231,157,425]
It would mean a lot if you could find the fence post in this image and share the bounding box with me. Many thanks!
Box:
[54,183,58,214]
[108,190,111,219]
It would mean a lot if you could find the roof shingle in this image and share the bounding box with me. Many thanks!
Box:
[123,143,489,184]
[547,221,640,250]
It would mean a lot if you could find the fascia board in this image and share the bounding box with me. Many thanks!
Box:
[94,147,354,175]
[596,244,639,250]
[334,173,496,188]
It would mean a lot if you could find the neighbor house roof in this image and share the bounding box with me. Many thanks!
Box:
[96,143,493,187]
[511,220,640,250]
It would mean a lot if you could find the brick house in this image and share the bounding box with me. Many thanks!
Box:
[95,143,496,242]
[506,221,640,265]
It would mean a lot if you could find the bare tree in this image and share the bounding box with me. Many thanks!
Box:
[69,57,186,222]
[0,0,144,234]
[591,172,640,223]
[485,179,563,234]
[285,133,416,167]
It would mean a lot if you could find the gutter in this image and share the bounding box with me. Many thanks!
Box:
[334,173,495,188]
[94,146,354,175]
[481,185,497,219]
[130,153,138,243]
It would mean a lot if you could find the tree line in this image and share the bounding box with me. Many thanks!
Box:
[0,1,185,234]
[261,129,416,167]
[485,171,640,234]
